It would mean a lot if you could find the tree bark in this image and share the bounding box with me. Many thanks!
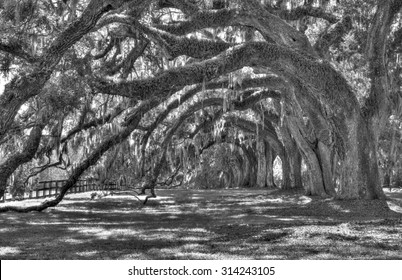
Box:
[280,147,292,190]
[286,117,328,196]
[0,0,144,141]
[257,139,267,188]
[265,142,276,189]
[0,124,44,200]
[0,100,153,212]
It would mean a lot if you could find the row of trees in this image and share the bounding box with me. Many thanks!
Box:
[0,0,401,212]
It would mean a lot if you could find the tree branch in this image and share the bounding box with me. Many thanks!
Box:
[154,2,316,56]
[0,123,45,200]
[0,100,155,212]
[0,41,38,63]
[277,6,339,24]
[314,16,352,58]
[0,0,145,141]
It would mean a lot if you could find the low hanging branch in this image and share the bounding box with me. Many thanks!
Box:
[36,102,127,159]
[0,123,45,200]
[0,0,147,141]
[139,89,281,197]
[0,40,39,63]
[0,100,155,213]
[137,76,281,174]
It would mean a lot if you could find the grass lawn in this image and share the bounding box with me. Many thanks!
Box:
[0,188,401,259]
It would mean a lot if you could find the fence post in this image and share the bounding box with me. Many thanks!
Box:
[36,182,41,198]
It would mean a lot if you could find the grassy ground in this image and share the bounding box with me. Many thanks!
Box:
[0,188,401,259]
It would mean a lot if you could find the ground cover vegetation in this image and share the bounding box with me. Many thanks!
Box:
[0,189,401,259]
[0,0,401,236]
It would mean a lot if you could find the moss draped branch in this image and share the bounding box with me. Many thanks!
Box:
[0,41,38,63]
[154,2,316,55]
[0,0,148,141]
[277,6,339,24]
[0,100,155,213]
[140,89,281,193]
[0,123,45,200]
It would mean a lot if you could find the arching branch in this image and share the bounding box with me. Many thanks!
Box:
[0,123,45,200]
[0,41,38,63]
[154,2,316,55]
[0,99,155,213]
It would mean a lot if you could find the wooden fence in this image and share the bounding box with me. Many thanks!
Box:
[1,179,122,203]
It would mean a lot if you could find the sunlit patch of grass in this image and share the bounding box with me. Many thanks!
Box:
[62,238,88,245]
[0,188,401,259]
[0,246,21,256]
[181,243,209,250]
[76,251,99,257]
[0,227,18,233]
[180,236,211,242]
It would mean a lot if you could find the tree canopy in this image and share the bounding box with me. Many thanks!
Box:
[0,0,401,212]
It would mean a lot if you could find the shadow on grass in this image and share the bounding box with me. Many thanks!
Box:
[0,189,401,259]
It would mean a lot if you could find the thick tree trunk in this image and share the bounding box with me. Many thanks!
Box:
[240,144,254,188]
[292,147,303,189]
[257,139,267,188]
[281,148,292,189]
[316,141,336,196]
[286,118,328,196]
[234,150,246,188]
[265,142,276,188]
[244,145,258,187]
[278,123,303,189]
[337,115,385,199]
[337,0,402,200]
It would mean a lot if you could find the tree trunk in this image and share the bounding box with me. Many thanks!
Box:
[257,139,267,187]
[286,118,328,196]
[337,115,385,199]
[281,148,292,189]
[265,142,276,188]
[244,145,258,187]
[316,141,336,196]
[292,147,303,188]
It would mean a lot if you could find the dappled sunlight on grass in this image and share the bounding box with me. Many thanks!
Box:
[63,238,88,245]
[0,188,401,259]
[76,251,99,257]
[0,227,19,233]
[0,246,21,256]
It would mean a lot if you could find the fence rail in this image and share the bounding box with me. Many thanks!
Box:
[1,179,122,203]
